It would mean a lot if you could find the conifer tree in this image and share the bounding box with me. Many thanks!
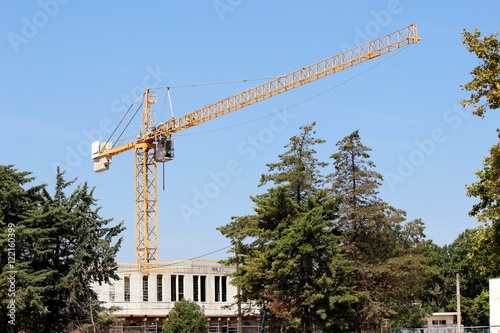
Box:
[0,165,47,332]
[260,121,327,208]
[328,131,432,332]
[0,166,124,332]
[220,123,355,333]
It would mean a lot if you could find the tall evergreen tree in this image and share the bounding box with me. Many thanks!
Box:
[219,123,355,333]
[220,127,437,332]
[0,165,47,332]
[0,166,124,332]
[260,121,327,207]
[328,131,433,332]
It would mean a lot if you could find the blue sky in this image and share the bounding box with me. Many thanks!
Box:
[2,1,500,262]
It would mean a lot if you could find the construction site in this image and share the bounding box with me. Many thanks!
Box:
[90,24,421,332]
[91,259,261,332]
[6,1,500,331]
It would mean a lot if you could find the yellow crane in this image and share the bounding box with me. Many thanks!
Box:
[92,23,420,271]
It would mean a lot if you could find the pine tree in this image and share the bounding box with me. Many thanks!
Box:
[329,131,432,332]
[0,166,124,332]
[260,121,327,207]
[0,165,47,332]
[219,123,355,333]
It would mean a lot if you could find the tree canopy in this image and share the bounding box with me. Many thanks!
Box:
[460,29,500,117]
[460,28,500,325]
[0,166,124,332]
[162,299,209,333]
[219,126,436,332]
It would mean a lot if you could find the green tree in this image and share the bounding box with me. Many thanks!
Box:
[460,29,500,117]
[219,123,356,333]
[263,201,355,332]
[460,27,500,325]
[466,143,500,277]
[419,229,490,327]
[217,215,256,333]
[417,243,448,312]
[328,131,433,332]
[0,165,47,332]
[0,166,124,332]
[162,299,209,333]
[447,229,490,325]
[259,121,327,207]
[417,236,493,328]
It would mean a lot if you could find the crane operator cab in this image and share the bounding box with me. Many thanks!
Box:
[156,135,174,162]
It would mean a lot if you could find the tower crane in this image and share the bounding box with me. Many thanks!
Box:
[91,24,420,271]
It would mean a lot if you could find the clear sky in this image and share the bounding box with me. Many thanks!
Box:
[2,1,500,262]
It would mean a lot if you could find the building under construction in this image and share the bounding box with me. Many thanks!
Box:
[92,259,261,332]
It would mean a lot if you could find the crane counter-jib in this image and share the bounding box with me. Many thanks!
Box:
[90,23,420,269]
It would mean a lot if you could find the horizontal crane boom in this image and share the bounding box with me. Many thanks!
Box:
[94,23,419,160]
[91,23,420,270]
[149,23,420,140]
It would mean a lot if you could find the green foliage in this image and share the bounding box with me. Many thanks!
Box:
[0,165,48,331]
[162,299,209,333]
[460,27,500,326]
[417,229,491,326]
[260,121,327,207]
[218,124,496,330]
[219,126,437,332]
[466,143,500,278]
[460,29,500,117]
[329,131,436,332]
[0,165,124,332]
[467,143,500,223]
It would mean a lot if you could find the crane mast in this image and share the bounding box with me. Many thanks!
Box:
[92,23,420,271]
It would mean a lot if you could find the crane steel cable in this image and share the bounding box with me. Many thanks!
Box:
[150,76,276,90]
[110,102,143,150]
[102,94,144,152]
[175,47,407,137]
[101,103,135,153]
[115,244,232,274]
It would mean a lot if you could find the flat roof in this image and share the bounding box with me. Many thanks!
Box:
[430,312,458,316]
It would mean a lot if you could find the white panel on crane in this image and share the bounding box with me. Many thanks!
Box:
[92,141,112,172]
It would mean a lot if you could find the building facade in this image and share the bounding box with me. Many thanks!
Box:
[92,259,260,331]
[424,312,457,328]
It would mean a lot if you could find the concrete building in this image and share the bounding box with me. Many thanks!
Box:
[92,259,261,332]
[424,312,457,328]
[490,278,500,333]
